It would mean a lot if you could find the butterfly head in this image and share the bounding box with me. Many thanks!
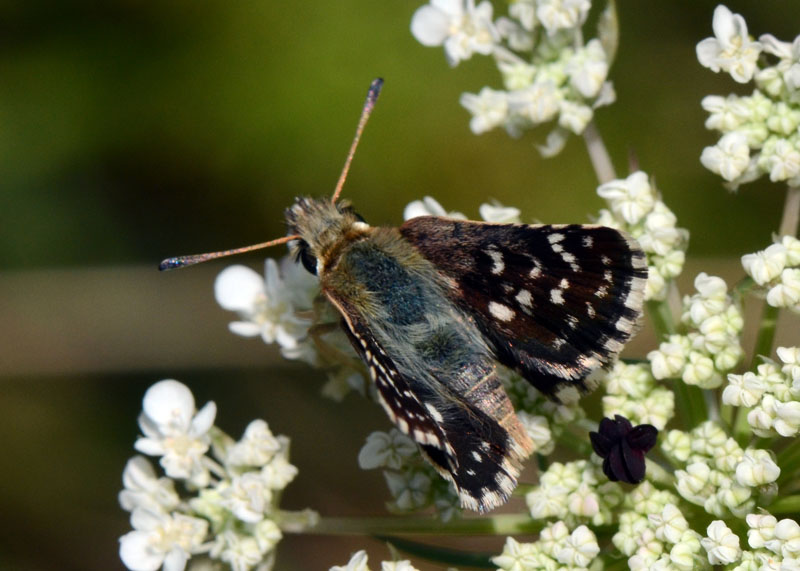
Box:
[286,197,369,276]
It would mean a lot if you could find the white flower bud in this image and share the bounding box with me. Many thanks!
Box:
[702,94,746,131]
[649,341,688,380]
[723,372,767,407]
[460,88,509,134]
[508,81,561,123]
[735,449,781,486]
[702,520,742,565]
[746,513,777,549]
[556,525,600,567]
[478,202,521,223]
[764,138,800,181]
[782,236,800,265]
[539,520,570,556]
[767,268,800,307]
[766,103,800,136]
[742,243,788,285]
[662,430,692,462]
[773,399,800,436]
[597,171,655,225]
[676,462,711,501]
[650,504,689,544]
[701,132,751,181]
[775,519,800,559]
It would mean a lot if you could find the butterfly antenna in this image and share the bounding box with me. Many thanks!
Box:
[159,234,300,271]
[330,77,383,204]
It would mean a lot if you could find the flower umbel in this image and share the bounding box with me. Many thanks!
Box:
[412,0,618,153]
[119,379,308,571]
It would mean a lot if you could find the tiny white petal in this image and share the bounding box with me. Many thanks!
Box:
[214,265,264,312]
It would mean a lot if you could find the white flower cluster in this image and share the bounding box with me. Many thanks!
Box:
[595,171,689,301]
[613,490,706,570]
[329,550,420,571]
[648,273,743,388]
[698,5,800,187]
[411,0,617,154]
[215,258,320,363]
[599,361,675,430]
[215,257,368,401]
[525,459,622,526]
[661,421,781,520]
[492,523,600,570]
[742,235,800,312]
[724,347,800,437]
[119,380,304,571]
[738,513,800,568]
[621,511,800,569]
[357,428,461,520]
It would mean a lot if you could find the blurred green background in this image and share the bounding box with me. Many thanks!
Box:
[1,1,799,569]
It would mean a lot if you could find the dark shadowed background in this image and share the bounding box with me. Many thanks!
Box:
[2,1,799,569]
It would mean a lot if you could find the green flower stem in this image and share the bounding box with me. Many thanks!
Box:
[751,302,780,366]
[558,427,593,456]
[671,379,708,428]
[298,514,543,536]
[582,120,617,184]
[779,185,800,237]
[376,536,495,568]
[732,407,754,447]
[645,458,676,487]
[776,439,800,486]
[646,299,676,337]
[720,402,734,430]
[767,494,800,515]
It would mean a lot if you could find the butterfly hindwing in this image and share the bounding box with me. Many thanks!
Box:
[336,315,529,511]
[400,216,647,400]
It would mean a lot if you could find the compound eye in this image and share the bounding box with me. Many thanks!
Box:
[297,244,318,275]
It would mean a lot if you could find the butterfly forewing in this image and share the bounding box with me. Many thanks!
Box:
[400,216,647,401]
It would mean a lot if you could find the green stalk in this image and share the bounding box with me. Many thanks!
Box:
[299,514,542,536]
[776,439,800,487]
[646,299,676,337]
[671,379,708,428]
[750,302,780,367]
[377,536,496,568]
[582,120,617,184]
[558,427,593,456]
[767,494,800,515]
[645,458,676,487]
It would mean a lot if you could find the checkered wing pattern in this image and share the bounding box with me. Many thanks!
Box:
[400,217,648,401]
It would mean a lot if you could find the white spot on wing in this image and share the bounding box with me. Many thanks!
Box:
[489,301,515,322]
[550,289,565,305]
[515,289,533,308]
[548,233,565,244]
[487,248,505,275]
[582,235,594,248]
[425,403,444,423]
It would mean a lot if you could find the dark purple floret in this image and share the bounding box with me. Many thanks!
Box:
[590,415,658,484]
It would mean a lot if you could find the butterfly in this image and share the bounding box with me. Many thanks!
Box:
[161,78,648,512]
